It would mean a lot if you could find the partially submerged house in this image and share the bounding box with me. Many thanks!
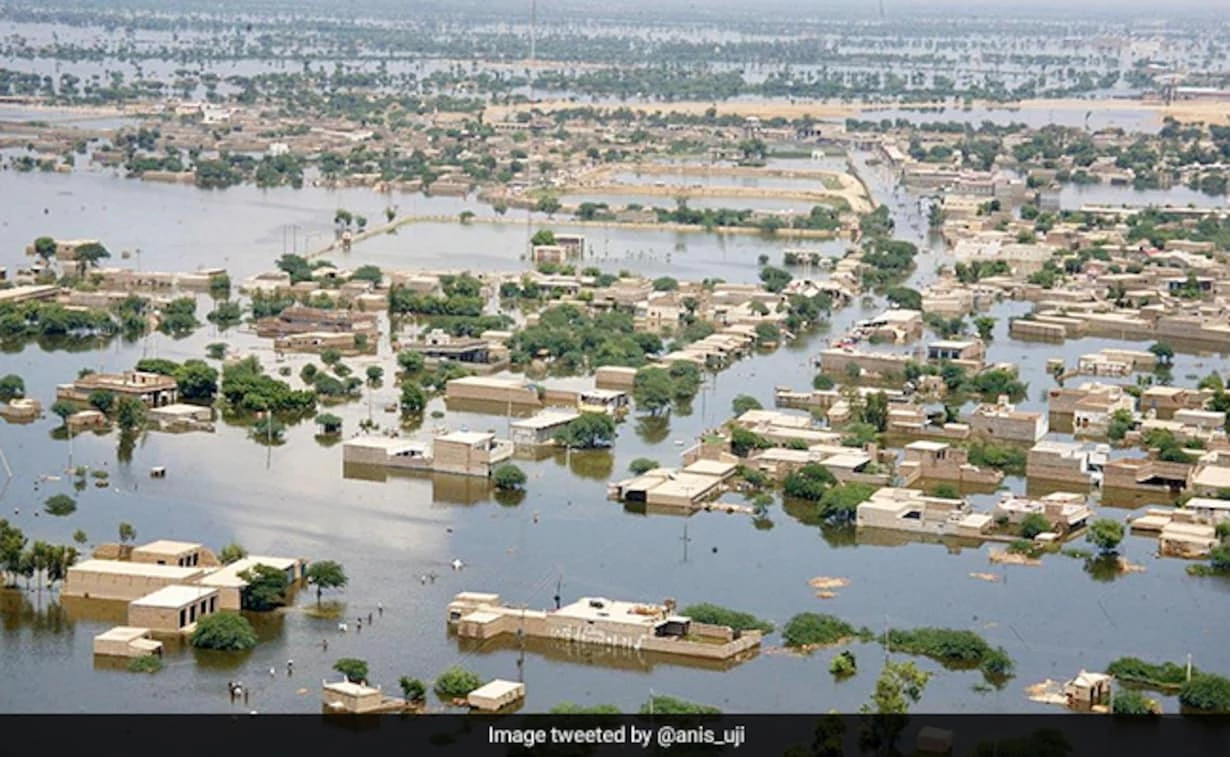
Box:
[56,371,179,407]
[446,592,762,663]
[855,487,993,538]
[897,441,1004,488]
[341,431,514,478]
[509,410,581,446]
[993,492,1092,535]
[966,397,1048,443]
[467,680,526,712]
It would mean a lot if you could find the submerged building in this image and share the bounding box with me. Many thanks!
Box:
[446,592,761,663]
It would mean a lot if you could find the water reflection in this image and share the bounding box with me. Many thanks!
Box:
[1,589,75,635]
[555,449,615,481]
[454,633,756,674]
[634,415,671,445]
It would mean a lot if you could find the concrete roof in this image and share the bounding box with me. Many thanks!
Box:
[438,431,495,445]
[510,410,580,430]
[554,597,661,626]
[1185,498,1230,511]
[648,473,723,500]
[133,539,202,555]
[343,437,429,452]
[469,679,524,700]
[130,584,217,609]
[906,440,949,451]
[324,680,380,697]
[199,556,299,587]
[1193,465,1230,489]
[682,459,737,476]
[94,626,152,642]
[70,559,204,579]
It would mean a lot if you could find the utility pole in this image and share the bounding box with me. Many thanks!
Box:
[680,521,692,563]
[553,574,562,610]
[517,605,527,682]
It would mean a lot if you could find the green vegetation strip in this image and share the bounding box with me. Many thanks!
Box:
[680,603,774,634]
[884,627,1014,682]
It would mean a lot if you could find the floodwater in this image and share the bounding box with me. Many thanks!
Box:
[2,144,1229,716]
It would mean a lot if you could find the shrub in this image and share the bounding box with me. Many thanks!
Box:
[783,613,871,648]
[189,613,257,651]
[1105,657,1190,690]
[1112,690,1159,716]
[679,603,774,633]
[127,655,163,674]
[333,658,369,683]
[829,650,857,678]
[44,494,78,517]
[492,464,527,490]
[550,702,622,714]
[399,676,426,703]
[884,627,1014,682]
[628,457,660,475]
[639,695,720,715]
[1179,674,1230,712]
[434,666,482,698]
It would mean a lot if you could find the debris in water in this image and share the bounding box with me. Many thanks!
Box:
[969,572,1001,583]
[808,576,850,590]
[814,591,837,600]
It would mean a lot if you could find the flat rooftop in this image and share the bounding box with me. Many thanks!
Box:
[438,431,496,445]
[133,539,203,555]
[906,440,950,451]
[130,584,217,609]
[94,626,153,642]
[69,559,205,579]
[554,597,663,627]
[324,680,380,697]
[199,556,300,587]
[511,411,580,430]
[343,437,429,452]
[470,679,524,700]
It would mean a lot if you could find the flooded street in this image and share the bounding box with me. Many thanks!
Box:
[2,147,1229,716]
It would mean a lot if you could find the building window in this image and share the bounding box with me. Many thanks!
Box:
[179,609,186,627]
[210,597,217,613]
[189,605,196,623]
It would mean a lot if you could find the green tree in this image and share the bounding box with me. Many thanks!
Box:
[1087,518,1125,555]
[399,676,426,703]
[32,236,56,260]
[315,413,343,434]
[628,458,661,475]
[434,666,482,698]
[397,351,425,374]
[87,390,115,415]
[830,650,858,678]
[43,494,77,517]
[860,660,931,752]
[306,560,348,604]
[399,383,426,415]
[0,374,25,402]
[218,543,247,565]
[1112,690,1159,716]
[189,612,257,651]
[633,367,675,416]
[1019,512,1051,539]
[885,286,922,311]
[1148,341,1174,366]
[114,396,146,432]
[652,276,679,292]
[320,348,342,366]
[50,400,77,426]
[1179,674,1230,712]
[237,564,290,611]
[365,365,384,385]
[973,316,997,342]
[784,463,837,502]
[333,658,369,683]
[530,229,557,247]
[72,529,88,546]
[492,464,527,490]
[553,413,616,449]
[118,522,136,544]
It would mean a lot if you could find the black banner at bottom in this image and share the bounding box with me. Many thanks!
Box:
[2,713,1228,757]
